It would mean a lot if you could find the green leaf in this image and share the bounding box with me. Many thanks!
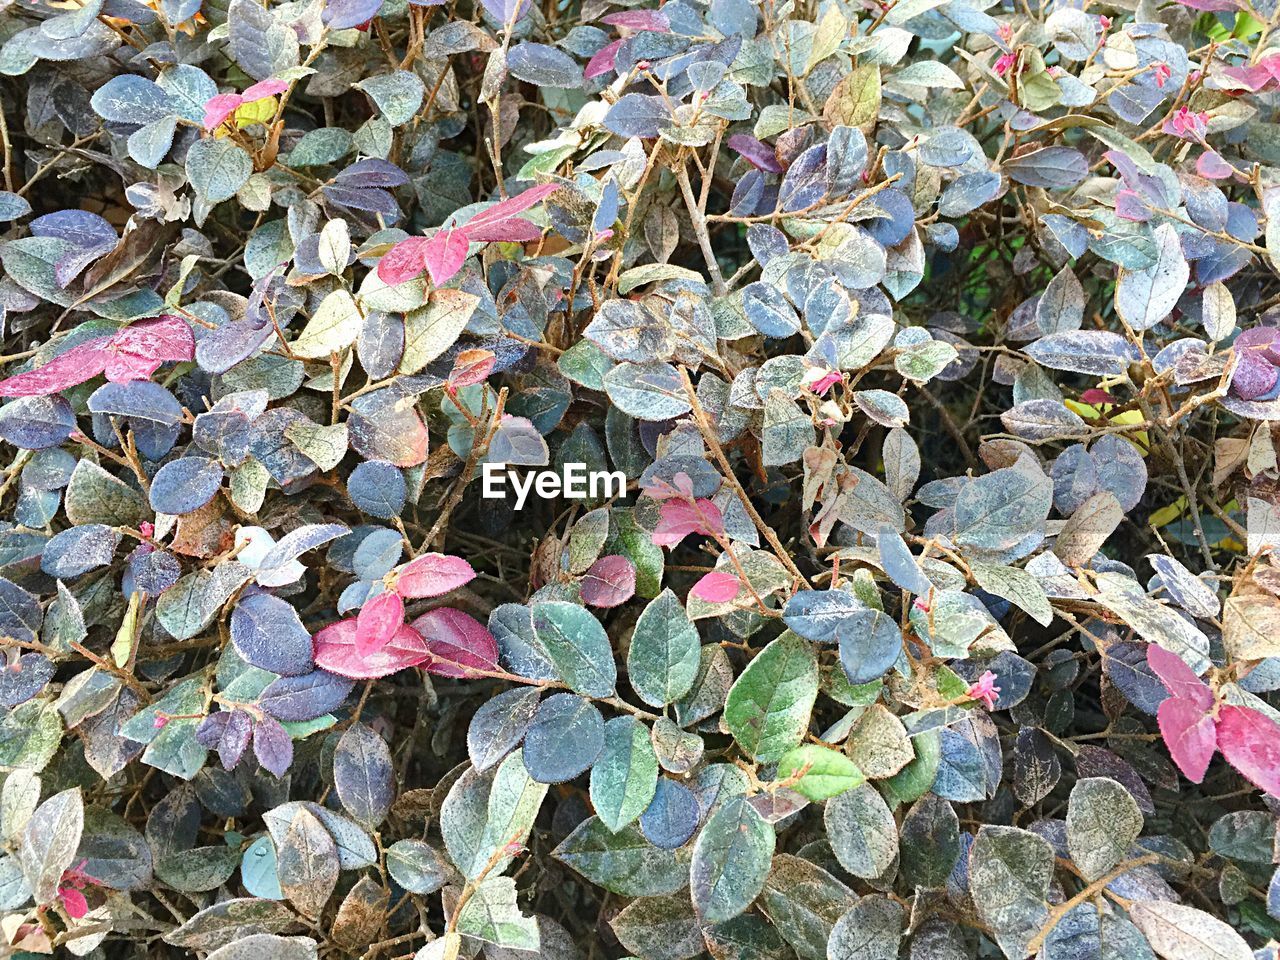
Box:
[356,70,425,126]
[441,750,546,879]
[400,289,480,374]
[385,840,448,894]
[1066,777,1143,881]
[292,289,363,359]
[627,589,701,708]
[610,894,703,960]
[723,633,818,763]
[333,722,394,830]
[827,896,903,960]
[553,818,689,896]
[968,825,1054,959]
[274,807,338,919]
[825,783,897,879]
[186,137,253,204]
[456,876,540,950]
[589,716,659,832]
[776,744,865,801]
[18,788,82,903]
[530,601,617,697]
[759,854,857,960]
[690,797,774,923]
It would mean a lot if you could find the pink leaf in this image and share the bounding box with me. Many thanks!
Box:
[585,39,624,80]
[395,552,476,598]
[58,888,89,919]
[580,555,636,608]
[313,618,431,679]
[691,571,742,603]
[1216,704,1280,796]
[422,228,472,286]
[651,498,725,548]
[1197,151,1235,180]
[728,134,784,174]
[600,10,671,31]
[461,218,543,243]
[355,590,406,657]
[1146,644,1214,710]
[0,341,111,397]
[449,349,496,388]
[242,78,289,101]
[202,93,244,130]
[112,316,196,363]
[1157,696,1217,783]
[463,183,560,232]
[410,608,499,678]
[376,236,431,285]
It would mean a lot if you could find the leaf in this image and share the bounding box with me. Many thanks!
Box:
[456,876,540,950]
[627,589,701,707]
[412,607,499,678]
[968,826,1054,959]
[954,462,1053,551]
[313,618,431,679]
[553,818,689,896]
[530,601,617,697]
[1115,223,1189,331]
[1066,777,1143,880]
[1128,900,1253,960]
[467,686,541,772]
[400,290,479,374]
[275,807,338,919]
[385,840,447,894]
[441,750,546,878]
[691,571,741,603]
[1157,697,1218,784]
[776,744,865,801]
[292,289,363,359]
[690,797,774,923]
[723,634,818,762]
[827,896,903,960]
[186,138,253,204]
[333,723,394,830]
[394,552,475,598]
[589,716,659,831]
[523,694,605,784]
[230,593,314,676]
[1216,704,1280,797]
[825,783,897,879]
[19,788,82,904]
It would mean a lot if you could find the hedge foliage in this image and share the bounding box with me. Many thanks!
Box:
[3,0,1280,955]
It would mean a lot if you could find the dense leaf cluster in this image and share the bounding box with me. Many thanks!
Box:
[5,0,1280,955]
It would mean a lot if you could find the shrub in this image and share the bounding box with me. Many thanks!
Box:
[2,0,1280,955]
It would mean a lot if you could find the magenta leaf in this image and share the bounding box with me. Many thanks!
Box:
[585,39,623,80]
[376,236,432,285]
[463,183,559,232]
[242,78,289,101]
[203,93,246,130]
[313,618,431,679]
[728,134,784,174]
[691,571,742,603]
[580,555,636,608]
[113,316,196,363]
[355,590,405,657]
[1157,696,1217,783]
[410,608,499,678]
[1146,643,1213,710]
[1216,704,1280,796]
[0,342,111,397]
[394,552,476,598]
[422,228,471,286]
[460,218,543,243]
[600,9,670,31]
[651,498,725,548]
